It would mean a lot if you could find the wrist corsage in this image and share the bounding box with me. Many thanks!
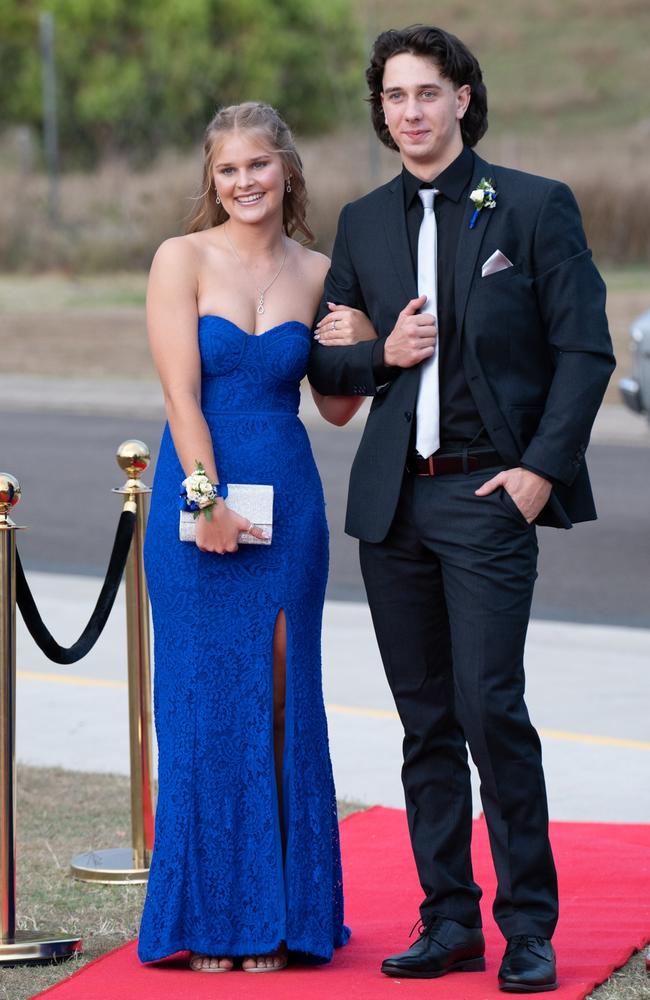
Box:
[179,461,228,522]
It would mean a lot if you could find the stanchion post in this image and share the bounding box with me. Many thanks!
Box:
[0,474,82,962]
[119,441,155,869]
[70,441,155,884]
[0,475,20,944]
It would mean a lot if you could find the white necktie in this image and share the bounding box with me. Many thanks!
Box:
[415,187,440,459]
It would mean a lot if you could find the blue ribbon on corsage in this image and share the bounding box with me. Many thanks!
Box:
[469,178,497,229]
[179,463,228,517]
[179,485,199,512]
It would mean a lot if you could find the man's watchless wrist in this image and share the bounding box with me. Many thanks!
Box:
[372,337,398,381]
[519,463,556,487]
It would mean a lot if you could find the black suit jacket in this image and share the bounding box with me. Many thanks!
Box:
[307,152,616,542]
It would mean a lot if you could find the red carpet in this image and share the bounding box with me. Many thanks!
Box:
[35,808,649,999]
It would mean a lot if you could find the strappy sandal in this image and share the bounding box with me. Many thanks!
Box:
[242,944,288,972]
[189,953,234,972]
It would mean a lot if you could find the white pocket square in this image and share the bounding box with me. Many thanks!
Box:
[481,249,513,278]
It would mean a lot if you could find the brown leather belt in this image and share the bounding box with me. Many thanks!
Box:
[406,450,502,477]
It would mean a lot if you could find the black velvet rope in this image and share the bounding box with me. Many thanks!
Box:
[15,509,136,665]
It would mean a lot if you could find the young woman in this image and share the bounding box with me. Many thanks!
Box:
[137,102,375,973]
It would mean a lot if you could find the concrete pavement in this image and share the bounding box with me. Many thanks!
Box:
[14,570,650,823]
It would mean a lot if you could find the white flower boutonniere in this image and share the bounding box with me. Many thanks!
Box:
[469,178,497,229]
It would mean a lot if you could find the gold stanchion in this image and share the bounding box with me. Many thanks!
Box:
[0,474,82,962]
[70,441,155,884]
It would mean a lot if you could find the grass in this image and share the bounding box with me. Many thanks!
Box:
[0,267,647,404]
[1,126,649,273]
[362,0,650,137]
[0,273,147,312]
[602,267,650,294]
[589,953,650,1000]
[4,766,145,1000]
[0,266,646,315]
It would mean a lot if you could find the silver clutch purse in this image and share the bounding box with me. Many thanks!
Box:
[179,484,273,545]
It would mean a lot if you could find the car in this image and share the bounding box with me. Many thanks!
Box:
[619,308,650,424]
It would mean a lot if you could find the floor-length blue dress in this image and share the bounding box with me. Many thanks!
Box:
[138,316,350,963]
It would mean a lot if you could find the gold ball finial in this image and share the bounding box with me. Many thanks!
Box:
[0,473,21,515]
[116,440,150,479]
[0,474,21,505]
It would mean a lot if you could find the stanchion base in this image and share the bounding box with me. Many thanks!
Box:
[0,930,82,964]
[70,846,150,884]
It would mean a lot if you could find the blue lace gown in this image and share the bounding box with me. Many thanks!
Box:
[138,317,350,964]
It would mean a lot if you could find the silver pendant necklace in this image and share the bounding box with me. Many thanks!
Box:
[223,224,288,314]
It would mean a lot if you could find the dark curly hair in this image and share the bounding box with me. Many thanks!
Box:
[366,25,488,151]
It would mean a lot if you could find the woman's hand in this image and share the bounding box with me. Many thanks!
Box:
[195,500,268,553]
[314,302,377,346]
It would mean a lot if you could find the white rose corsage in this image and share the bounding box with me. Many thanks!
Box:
[179,461,227,521]
[469,178,497,229]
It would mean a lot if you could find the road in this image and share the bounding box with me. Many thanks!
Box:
[3,406,650,627]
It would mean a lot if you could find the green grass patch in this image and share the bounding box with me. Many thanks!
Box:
[0,266,646,312]
[0,274,147,313]
[602,266,650,294]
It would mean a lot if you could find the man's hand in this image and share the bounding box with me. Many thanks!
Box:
[383,295,437,368]
[475,467,552,524]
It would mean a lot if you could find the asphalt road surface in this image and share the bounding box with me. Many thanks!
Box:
[4,408,649,627]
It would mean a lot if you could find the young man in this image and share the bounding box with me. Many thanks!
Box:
[308,25,614,993]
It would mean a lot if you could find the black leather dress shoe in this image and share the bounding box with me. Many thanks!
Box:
[498,936,558,992]
[381,917,485,979]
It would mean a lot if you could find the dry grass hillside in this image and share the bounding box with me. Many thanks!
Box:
[362,0,650,137]
[1,125,648,273]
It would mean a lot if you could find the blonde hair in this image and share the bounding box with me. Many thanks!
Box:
[185,102,314,243]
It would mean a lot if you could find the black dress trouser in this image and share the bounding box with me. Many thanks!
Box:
[359,466,559,939]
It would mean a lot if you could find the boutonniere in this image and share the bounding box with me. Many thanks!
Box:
[469,178,497,229]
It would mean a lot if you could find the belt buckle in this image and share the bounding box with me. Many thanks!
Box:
[415,455,435,476]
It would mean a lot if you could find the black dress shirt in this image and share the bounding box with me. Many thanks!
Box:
[402,146,488,451]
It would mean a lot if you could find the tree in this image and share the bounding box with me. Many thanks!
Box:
[0,0,364,165]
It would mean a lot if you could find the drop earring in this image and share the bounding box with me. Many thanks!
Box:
[215,191,221,205]
[285,177,292,194]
